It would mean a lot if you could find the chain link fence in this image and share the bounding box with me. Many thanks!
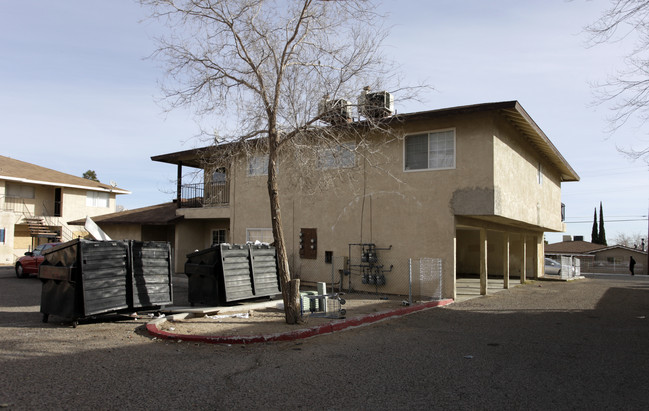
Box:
[290,249,443,303]
[579,259,642,275]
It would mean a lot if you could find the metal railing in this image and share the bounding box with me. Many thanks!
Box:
[180,181,230,208]
[2,196,79,242]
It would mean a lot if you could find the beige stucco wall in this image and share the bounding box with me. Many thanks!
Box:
[492,116,564,231]
[173,219,230,273]
[173,110,567,298]
[102,224,143,241]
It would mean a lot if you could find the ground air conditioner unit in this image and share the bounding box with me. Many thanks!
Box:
[318,97,353,124]
[358,88,394,119]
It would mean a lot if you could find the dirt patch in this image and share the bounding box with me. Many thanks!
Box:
[159,295,410,337]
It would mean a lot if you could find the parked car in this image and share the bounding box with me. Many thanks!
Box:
[15,243,60,278]
[544,257,562,275]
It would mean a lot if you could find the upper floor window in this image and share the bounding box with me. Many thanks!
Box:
[317,142,356,169]
[86,191,109,208]
[248,155,268,176]
[404,129,455,171]
[5,183,35,199]
[211,168,227,183]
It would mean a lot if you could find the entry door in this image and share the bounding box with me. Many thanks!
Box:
[54,188,62,217]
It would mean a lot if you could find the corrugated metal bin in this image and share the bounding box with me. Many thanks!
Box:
[184,244,281,306]
[38,239,130,326]
[184,245,222,306]
[129,241,173,309]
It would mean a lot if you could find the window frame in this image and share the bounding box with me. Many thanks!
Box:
[6,183,35,199]
[316,142,356,170]
[247,154,269,176]
[403,128,456,172]
[86,191,109,208]
[211,229,227,246]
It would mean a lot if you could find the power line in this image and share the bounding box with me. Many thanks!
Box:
[564,218,647,224]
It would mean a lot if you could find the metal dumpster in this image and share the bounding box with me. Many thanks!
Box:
[184,245,222,306]
[249,244,281,298]
[38,239,130,326]
[129,241,173,310]
[184,244,281,306]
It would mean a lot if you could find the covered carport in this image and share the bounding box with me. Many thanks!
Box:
[455,216,543,298]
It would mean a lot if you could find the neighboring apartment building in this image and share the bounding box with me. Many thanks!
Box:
[152,100,579,300]
[0,155,130,265]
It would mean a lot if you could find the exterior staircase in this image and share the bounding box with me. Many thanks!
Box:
[23,217,61,242]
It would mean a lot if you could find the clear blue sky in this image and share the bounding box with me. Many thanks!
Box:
[1,0,647,245]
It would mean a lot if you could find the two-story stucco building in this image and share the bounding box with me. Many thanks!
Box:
[0,155,130,265]
[151,101,579,300]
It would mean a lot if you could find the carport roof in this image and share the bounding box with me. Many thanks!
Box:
[68,202,182,226]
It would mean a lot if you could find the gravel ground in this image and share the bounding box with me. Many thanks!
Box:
[2,266,649,410]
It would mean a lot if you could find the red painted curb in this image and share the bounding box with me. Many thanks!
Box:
[146,298,454,344]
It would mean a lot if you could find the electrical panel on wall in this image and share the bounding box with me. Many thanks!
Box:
[299,228,317,259]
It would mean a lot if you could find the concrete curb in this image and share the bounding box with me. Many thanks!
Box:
[146,298,454,344]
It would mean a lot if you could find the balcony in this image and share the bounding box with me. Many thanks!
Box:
[180,181,230,208]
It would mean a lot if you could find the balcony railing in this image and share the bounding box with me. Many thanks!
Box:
[180,181,230,208]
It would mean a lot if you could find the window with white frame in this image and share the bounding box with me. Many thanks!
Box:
[404,129,455,171]
[246,228,273,244]
[86,191,109,207]
[248,155,269,176]
[0,228,5,244]
[317,142,356,169]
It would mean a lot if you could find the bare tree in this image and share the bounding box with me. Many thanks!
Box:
[141,0,408,323]
[612,232,645,248]
[586,0,649,161]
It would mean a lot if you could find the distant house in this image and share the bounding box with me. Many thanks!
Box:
[150,101,579,300]
[545,238,647,275]
[0,155,130,265]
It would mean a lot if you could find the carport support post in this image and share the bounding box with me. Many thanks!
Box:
[480,228,488,295]
[521,235,527,284]
[503,233,510,289]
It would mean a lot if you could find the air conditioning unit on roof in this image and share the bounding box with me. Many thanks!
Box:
[358,88,394,119]
[318,96,353,125]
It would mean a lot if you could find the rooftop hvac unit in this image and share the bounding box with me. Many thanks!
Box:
[358,89,394,119]
[318,97,353,124]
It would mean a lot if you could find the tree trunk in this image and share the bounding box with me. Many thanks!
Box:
[268,129,302,324]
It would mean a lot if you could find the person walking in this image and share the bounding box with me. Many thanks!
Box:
[630,256,636,276]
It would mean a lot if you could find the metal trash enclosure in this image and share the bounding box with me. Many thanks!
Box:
[184,243,281,306]
[38,239,172,325]
[129,241,173,309]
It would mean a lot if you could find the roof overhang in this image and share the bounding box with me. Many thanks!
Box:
[1,176,131,194]
[151,100,579,182]
[394,101,579,182]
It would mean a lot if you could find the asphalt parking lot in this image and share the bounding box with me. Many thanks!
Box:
[1,265,649,410]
